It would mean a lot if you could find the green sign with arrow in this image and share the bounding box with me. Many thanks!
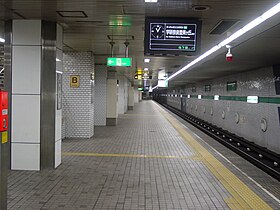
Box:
[107,57,132,67]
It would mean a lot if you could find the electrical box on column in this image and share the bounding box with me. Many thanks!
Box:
[0,91,8,144]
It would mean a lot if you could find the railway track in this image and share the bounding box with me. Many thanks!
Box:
[159,101,280,181]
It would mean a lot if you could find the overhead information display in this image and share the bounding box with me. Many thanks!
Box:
[145,18,201,56]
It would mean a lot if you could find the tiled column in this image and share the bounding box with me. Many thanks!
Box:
[128,86,134,110]
[139,91,143,102]
[63,52,95,138]
[107,70,118,126]
[94,65,107,126]
[117,76,126,115]
[5,20,62,170]
[134,87,139,103]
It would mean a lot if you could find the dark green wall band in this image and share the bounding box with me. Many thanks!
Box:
[169,95,280,104]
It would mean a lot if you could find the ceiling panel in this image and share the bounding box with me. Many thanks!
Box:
[0,0,279,86]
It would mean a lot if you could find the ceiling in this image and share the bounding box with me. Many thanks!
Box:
[0,0,280,88]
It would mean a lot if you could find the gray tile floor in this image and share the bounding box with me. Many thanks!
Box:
[7,100,280,209]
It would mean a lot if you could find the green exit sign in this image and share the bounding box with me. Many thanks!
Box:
[107,57,132,67]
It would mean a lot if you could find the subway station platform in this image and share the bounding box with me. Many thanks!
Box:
[7,100,280,210]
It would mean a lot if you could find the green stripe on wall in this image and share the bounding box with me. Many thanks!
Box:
[182,95,280,104]
[166,94,280,104]
[202,96,214,99]
[259,97,280,104]
[219,96,247,101]
[190,95,198,98]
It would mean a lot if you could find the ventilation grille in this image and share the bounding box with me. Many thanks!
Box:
[210,19,239,35]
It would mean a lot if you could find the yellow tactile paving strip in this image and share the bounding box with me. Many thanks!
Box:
[156,102,273,210]
[120,114,159,117]
[63,152,200,160]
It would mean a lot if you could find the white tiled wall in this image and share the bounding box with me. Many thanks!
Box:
[11,20,62,170]
[12,143,40,171]
[13,20,41,45]
[63,52,95,138]
[12,46,41,94]
[11,20,42,170]
[12,95,40,143]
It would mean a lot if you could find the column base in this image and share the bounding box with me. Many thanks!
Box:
[128,106,134,110]
[106,118,117,126]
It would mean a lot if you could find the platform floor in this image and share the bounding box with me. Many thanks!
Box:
[8,100,280,210]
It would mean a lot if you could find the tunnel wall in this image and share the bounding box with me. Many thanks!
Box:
[166,66,280,154]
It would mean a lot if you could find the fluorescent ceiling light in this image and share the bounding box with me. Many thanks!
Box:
[0,38,5,43]
[151,85,158,90]
[144,58,150,63]
[144,68,149,71]
[161,2,280,84]
[145,0,158,2]
[56,58,61,62]
[56,71,63,74]
[0,68,4,74]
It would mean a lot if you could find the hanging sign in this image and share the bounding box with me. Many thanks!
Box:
[107,58,132,67]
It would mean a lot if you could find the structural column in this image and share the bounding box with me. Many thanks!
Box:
[117,75,129,115]
[5,20,62,170]
[128,86,134,110]
[62,52,95,138]
[134,87,139,103]
[139,91,143,102]
[106,70,118,126]
[94,65,107,126]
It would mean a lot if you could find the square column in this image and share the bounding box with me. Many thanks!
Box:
[62,52,95,138]
[5,20,62,170]
[94,65,107,126]
[128,86,134,110]
[107,79,118,126]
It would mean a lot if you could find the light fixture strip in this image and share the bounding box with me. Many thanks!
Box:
[159,2,280,85]
[145,0,158,2]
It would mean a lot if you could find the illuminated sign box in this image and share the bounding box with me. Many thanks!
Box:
[158,80,168,87]
[144,17,202,56]
[247,96,259,104]
[107,58,132,67]
[214,95,219,101]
